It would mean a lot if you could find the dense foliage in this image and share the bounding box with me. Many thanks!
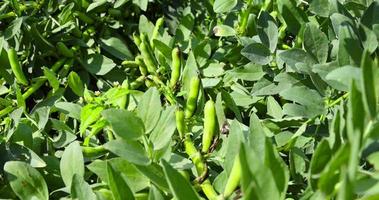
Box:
[0,0,379,199]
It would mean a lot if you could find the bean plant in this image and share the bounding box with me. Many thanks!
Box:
[0,0,379,199]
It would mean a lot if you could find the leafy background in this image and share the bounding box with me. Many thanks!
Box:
[0,0,379,199]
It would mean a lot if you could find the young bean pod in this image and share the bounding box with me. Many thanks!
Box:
[130,76,145,89]
[175,108,185,139]
[170,47,181,89]
[74,11,94,24]
[118,80,129,109]
[134,56,148,76]
[150,17,165,49]
[8,48,28,86]
[56,42,74,58]
[202,99,216,153]
[82,146,107,157]
[223,155,242,198]
[139,33,158,73]
[133,33,142,47]
[185,76,201,119]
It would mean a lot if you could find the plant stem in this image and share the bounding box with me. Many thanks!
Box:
[328,93,350,108]
[22,58,66,99]
[0,106,15,118]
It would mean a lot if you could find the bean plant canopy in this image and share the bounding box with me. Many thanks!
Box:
[0,0,379,199]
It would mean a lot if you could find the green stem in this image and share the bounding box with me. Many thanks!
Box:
[22,58,66,99]
[0,106,15,118]
[328,93,349,108]
[183,132,219,200]
[238,0,253,35]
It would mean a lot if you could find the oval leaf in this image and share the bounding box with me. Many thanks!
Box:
[102,108,145,140]
[4,161,48,200]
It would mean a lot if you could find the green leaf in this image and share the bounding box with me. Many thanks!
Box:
[309,139,332,190]
[115,0,129,8]
[278,48,316,73]
[224,63,265,81]
[318,144,350,195]
[139,15,155,39]
[87,0,107,12]
[82,54,116,75]
[60,141,84,188]
[241,43,272,65]
[4,161,48,200]
[4,17,23,40]
[107,162,135,200]
[80,104,104,135]
[103,139,150,165]
[55,102,82,120]
[153,39,172,61]
[267,96,283,119]
[213,0,237,13]
[338,23,363,66]
[309,0,330,17]
[133,0,148,11]
[7,143,46,168]
[279,86,324,118]
[359,25,378,54]
[87,158,149,193]
[149,185,165,200]
[161,160,201,200]
[257,11,278,52]
[347,80,365,140]
[361,1,379,29]
[68,71,84,96]
[43,67,60,91]
[99,37,133,60]
[325,65,361,91]
[135,163,169,192]
[71,174,97,200]
[102,108,145,140]
[303,23,329,63]
[213,25,236,37]
[277,0,308,34]
[149,106,176,150]
[136,88,162,133]
[360,50,377,119]
[175,13,195,43]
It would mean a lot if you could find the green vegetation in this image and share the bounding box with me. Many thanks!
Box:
[0,0,379,199]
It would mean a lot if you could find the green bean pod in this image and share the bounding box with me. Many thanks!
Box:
[74,11,94,24]
[223,156,242,198]
[184,136,206,174]
[175,109,185,139]
[185,76,200,119]
[133,33,142,47]
[58,59,74,78]
[150,16,165,48]
[82,146,107,157]
[130,76,145,89]
[202,99,216,153]
[8,48,28,86]
[108,8,122,17]
[118,80,129,109]
[121,60,139,68]
[170,47,181,89]
[56,42,74,58]
[139,33,158,73]
[135,56,148,76]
